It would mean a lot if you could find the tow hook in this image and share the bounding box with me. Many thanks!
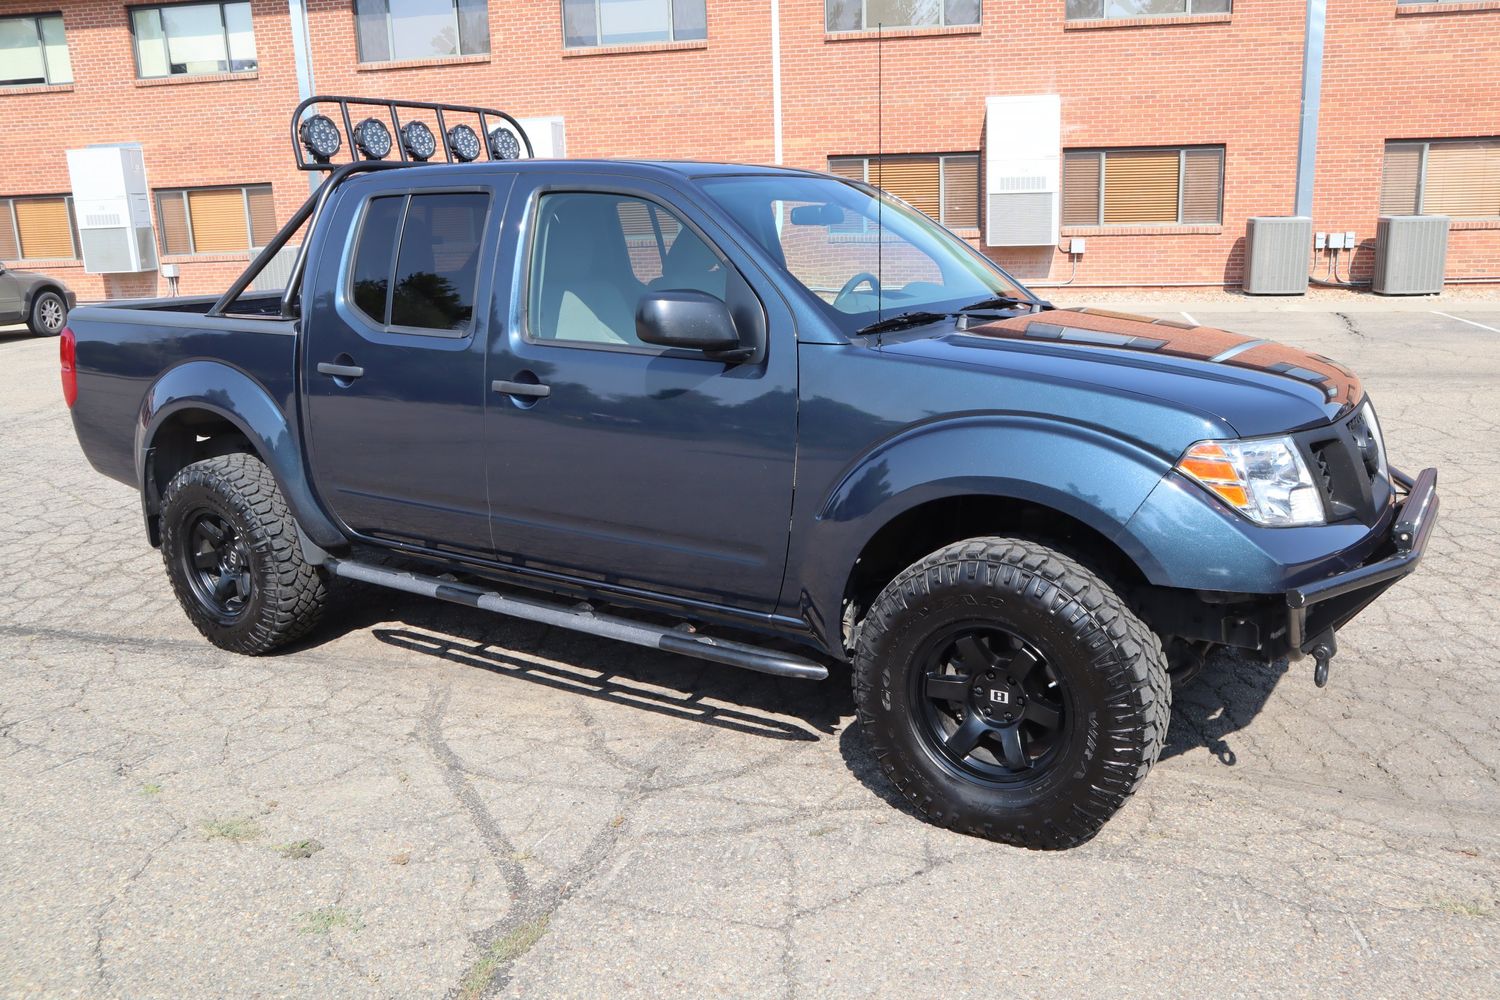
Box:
[1309,632,1338,688]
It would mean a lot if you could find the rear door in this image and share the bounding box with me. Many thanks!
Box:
[482,174,798,613]
[301,174,511,560]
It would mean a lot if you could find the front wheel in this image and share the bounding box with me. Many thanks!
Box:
[853,537,1170,850]
[159,453,327,654]
[28,290,66,336]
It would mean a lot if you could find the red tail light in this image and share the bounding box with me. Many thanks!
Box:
[59,326,77,408]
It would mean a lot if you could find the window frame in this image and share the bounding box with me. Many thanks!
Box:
[127,0,256,79]
[1064,0,1230,22]
[1063,145,1225,227]
[828,153,981,230]
[354,0,490,63]
[0,195,80,260]
[0,12,70,87]
[1384,138,1500,220]
[519,185,741,360]
[825,1,982,33]
[562,0,707,49]
[342,186,493,340]
[154,183,274,256]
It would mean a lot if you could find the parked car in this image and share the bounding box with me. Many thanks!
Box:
[59,98,1438,849]
[0,263,74,336]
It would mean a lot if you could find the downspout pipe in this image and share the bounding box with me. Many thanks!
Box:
[287,0,319,193]
[770,0,783,164]
[1294,0,1326,218]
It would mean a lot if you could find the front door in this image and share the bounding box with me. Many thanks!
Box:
[484,178,798,613]
[301,177,509,560]
[0,269,22,325]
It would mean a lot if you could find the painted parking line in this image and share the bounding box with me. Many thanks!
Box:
[1180,311,1198,326]
[1432,311,1500,334]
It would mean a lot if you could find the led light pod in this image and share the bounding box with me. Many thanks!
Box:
[488,126,521,161]
[353,117,393,160]
[299,113,342,162]
[446,123,481,162]
[400,120,437,161]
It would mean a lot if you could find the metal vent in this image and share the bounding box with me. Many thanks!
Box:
[250,243,301,292]
[1372,216,1448,295]
[85,212,122,227]
[986,192,1057,247]
[79,228,137,274]
[990,175,1047,193]
[1243,216,1311,295]
[134,226,158,270]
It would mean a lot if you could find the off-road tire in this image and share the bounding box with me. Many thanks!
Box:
[28,290,66,336]
[853,536,1170,850]
[160,454,326,654]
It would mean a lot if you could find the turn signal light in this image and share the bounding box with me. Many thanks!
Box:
[59,326,77,408]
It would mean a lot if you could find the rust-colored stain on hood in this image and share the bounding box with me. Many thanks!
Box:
[965,307,1363,410]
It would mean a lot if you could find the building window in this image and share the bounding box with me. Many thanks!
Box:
[1062,146,1223,226]
[0,196,79,260]
[828,154,980,229]
[355,0,489,62]
[1065,0,1230,20]
[826,1,980,32]
[130,2,256,78]
[0,13,72,86]
[1381,139,1500,219]
[562,0,707,47]
[155,185,275,255]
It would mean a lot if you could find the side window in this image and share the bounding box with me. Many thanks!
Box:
[529,192,726,347]
[348,191,488,332]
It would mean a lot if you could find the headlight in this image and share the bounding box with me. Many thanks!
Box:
[1176,437,1326,527]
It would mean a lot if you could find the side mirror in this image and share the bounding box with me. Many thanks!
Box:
[636,290,742,355]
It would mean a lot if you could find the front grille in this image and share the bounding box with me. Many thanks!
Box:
[1295,401,1392,526]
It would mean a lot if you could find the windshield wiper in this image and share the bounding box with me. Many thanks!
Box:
[855,311,953,337]
[957,294,1045,313]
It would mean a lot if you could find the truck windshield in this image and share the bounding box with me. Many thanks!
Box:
[699,173,1034,335]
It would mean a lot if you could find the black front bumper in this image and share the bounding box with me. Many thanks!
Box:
[1284,466,1439,659]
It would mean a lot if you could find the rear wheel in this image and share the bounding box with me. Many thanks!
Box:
[853,537,1170,849]
[28,290,66,336]
[160,454,326,654]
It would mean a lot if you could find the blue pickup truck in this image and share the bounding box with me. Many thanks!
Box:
[62,98,1437,849]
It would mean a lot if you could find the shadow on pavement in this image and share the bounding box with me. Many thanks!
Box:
[1159,649,1289,765]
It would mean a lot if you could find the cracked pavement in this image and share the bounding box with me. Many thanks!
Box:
[2,306,1499,998]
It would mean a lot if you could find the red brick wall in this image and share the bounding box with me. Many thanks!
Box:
[2,0,1496,302]
[1315,1,1500,284]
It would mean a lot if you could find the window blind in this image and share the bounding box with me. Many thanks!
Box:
[14,198,74,259]
[187,189,249,253]
[1103,150,1180,225]
[1379,142,1423,216]
[1181,148,1223,224]
[1423,140,1500,218]
[0,203,18,259]
[1062,152,1101,226]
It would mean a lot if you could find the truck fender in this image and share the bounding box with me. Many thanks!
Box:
[135,360,345,550]
[794,415,1178,629]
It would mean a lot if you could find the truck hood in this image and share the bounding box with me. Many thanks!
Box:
[925,307,1362,436]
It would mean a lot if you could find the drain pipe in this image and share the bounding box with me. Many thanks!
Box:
[1294,0,1326,218]
[287,0,319,193]
[770,0,783,164]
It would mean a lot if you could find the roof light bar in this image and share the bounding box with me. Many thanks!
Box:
[288,95,533,171]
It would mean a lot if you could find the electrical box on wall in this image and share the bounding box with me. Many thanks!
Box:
[983,94,1060,248]
[517,116,566,158]
[66,144,157,274]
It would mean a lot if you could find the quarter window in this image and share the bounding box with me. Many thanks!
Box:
[349,192,488,333]
[131,2,256,78]
[1065,0,1230,19]
[1381,139,1500,219]
[0,196,79,260]
[828,154,979,229]
[825,1,981,32]
[529,192,725,347]
[0,13,72,86]
[354,0,489,62]
[1062,146,1224,226]
[156,185,276,255]
[562,0,707,48]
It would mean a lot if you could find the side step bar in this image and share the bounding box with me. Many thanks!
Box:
[324,558,829,681]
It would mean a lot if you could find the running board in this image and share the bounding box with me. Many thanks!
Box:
[324,558,829,681]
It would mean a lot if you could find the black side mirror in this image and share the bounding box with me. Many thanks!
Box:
[636,290,743,356]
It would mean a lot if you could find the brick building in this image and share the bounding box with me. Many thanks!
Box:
[1,0,1496,302]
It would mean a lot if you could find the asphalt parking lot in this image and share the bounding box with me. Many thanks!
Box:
[3,303,1498,998]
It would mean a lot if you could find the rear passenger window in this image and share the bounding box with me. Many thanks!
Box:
[348,191,489,333]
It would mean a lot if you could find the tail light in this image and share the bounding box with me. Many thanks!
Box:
[59,326,77,408]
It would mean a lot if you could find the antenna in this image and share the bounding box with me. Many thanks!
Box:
[876,22,884,332]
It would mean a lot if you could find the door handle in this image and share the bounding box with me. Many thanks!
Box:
[492,379,550,399]
[317,362,364,379]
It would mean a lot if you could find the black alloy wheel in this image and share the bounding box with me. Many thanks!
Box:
[178,509,255,624]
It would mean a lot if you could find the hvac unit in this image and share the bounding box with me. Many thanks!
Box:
[517,116,566,158]
[983,95,1060,247]
[250,244,301,292]
[1242,216,1312,295]
[1372,215,1449,295]
[66,144,157,274]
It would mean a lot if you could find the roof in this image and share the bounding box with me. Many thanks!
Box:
[342,158,834,185]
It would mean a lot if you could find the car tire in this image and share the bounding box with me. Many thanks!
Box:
[27,289,67,336]
[853,536,1171,850]
[159,453,327,655]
